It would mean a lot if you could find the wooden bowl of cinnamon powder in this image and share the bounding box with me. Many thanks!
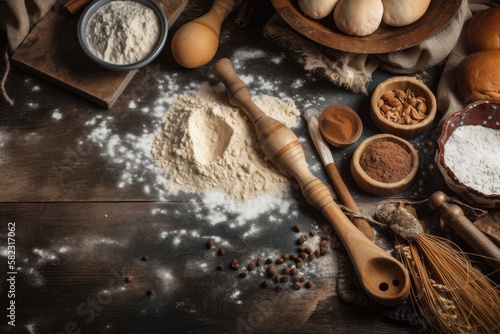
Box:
[351,134,419,196]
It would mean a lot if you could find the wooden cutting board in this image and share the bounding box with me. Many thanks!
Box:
[11,0,188,109]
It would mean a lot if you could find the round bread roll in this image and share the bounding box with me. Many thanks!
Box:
[381,0,431,27]
[298,0,339,20]
[467,7,500,52]
[456,50,500,103]
[333,0,383,37]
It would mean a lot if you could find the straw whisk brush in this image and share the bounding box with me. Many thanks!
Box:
[376,202,500,334]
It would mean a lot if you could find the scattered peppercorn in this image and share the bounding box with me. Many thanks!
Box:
[305,280,313,289]
[125,275,133,283]
[141,255,149,261]
[218,248,225,256]
[207,239,215,248]
[261,280,269,289]
[239,271,248,278]
[247,261,256,271]
[216,265,224,271]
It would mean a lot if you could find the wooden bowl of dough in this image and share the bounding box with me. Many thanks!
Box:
[351,134,419,196]
[270,0,461,54]
[370,76,437,139]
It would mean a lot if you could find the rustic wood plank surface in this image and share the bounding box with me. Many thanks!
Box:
[0,1,497,333]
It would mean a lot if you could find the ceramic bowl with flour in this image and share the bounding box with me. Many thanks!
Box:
[78,0,168,71]
[436,100,500,208]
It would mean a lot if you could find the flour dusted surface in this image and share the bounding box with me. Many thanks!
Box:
[153,90,301,201]
[86,1,160,64]
[443,125,500,196]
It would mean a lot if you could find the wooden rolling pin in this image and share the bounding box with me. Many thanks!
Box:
[171,0,235,68]
[429,191,500,272]
[213,58,410,307]
[303,108,375,241]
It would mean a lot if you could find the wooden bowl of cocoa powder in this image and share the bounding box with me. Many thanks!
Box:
[351,134,419,196]
[370,76,436,139]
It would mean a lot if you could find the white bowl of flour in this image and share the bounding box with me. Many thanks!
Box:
[78,0,168,71]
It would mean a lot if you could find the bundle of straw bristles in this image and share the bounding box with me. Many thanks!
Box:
[376,203,499,334]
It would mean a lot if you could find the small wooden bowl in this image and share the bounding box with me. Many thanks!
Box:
[370,76,436,139]
[319,105,363,148]
[351,134,419,196]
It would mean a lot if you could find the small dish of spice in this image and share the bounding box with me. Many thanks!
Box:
[318,105,362,148]
[78,0,168,71]
[370,76,437,139]
[351,134,419,196]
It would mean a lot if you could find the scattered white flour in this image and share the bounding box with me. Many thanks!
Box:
[152,89,301,201]
[444,125,500,195]
[52,109,62,121]
[86,1,160,64]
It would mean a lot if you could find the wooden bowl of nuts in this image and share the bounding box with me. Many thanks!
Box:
[370,76,437,139]
[351,134,419,197]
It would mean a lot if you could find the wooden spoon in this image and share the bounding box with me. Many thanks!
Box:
[303,108,375,241]
[213,58,410,306]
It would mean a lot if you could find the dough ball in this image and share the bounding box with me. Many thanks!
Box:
[333,0,383,37]
[298,0,339,20]
[381,0,431,27]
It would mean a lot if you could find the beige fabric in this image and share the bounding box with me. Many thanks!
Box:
[4,0,58,52]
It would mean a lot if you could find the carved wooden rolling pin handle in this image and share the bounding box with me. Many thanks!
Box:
[429,191,500,272]
[213,58,410,306]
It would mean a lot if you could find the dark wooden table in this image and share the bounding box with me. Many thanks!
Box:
[1,2,497,333]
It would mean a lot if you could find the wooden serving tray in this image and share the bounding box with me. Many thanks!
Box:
[11,0,188,108]
[271,0,461,54]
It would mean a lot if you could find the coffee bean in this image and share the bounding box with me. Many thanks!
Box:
[261,280,270,289]
[290,254,298,261]
[275,285,282,292]
[314,249,321,258]
[294,282,302,290]
[299,252,307,260]
[216,264,224,271]
[146,290,154,297]
[267,264,276,277]
[282,253,290,261]
[320,239,328,248]
[296,237,305,245]
[141,255,149,261]
[291,267,298,276]
[125,275,133,283]
[301,234,308,241]
[298,246,306,253]
[256,258,263,266]
[276,257,284,264]
[281,275,289,283]
[274,274,282,283]
[299,275,306,282]
[291,276,300,283]
[295,256,303,263]
[309,253,316,261]
[293,224,301,232]
[247,261,256,270]
[305,247,313,255]
[305,280,313,289]
[266,258,273,264]
[207,239,215,248]
[231,259,240,270]
[218,248,225,256]
[296,261,303,269]
[282,267,291,275]
[239,271,248,278]
[320,248,328,255]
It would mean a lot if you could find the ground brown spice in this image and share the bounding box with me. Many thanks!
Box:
[359,140,412,183]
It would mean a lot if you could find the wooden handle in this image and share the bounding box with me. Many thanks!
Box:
[304,109,375,241]
[325,163,376,241]
[213,58,409,306]
[429,191,500,272]
[64,0,91,15]
[198,0,235,31]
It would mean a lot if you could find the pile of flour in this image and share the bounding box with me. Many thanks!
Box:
[86,1,160,64]
[444,125,500,195]
[152,89,301,201]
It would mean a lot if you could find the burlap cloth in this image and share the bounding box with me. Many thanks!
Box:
[263,0,497,124]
